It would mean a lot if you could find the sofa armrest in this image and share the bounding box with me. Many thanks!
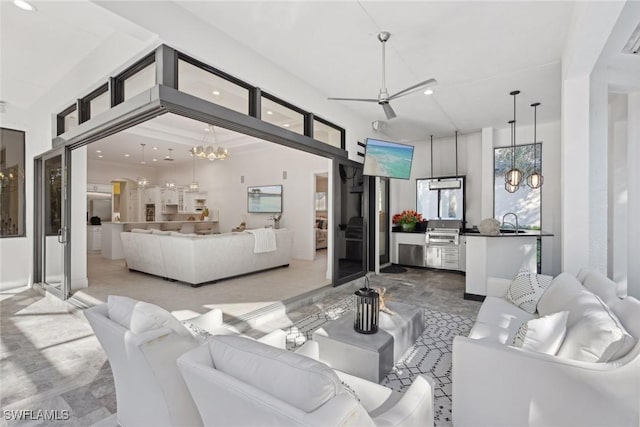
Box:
[486,277,511,298]
[372,375,434,427]
[452,335,640,427]
[294,340,320,360]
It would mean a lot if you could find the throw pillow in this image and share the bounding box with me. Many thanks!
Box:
[557,293,636,362]
[107,295,193,339]
[537,273,585,316]
[130,228,152,234]
[577,268,619,306]
[506,269,553,314]
[512,311,569,355]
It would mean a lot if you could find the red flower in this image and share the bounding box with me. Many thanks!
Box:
[393,210,423,225]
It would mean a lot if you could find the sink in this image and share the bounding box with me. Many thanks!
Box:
[499,229,525,234]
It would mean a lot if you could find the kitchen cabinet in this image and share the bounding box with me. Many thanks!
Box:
[87,225,102,252]
[184,191,208,214]
[143,186,160,204]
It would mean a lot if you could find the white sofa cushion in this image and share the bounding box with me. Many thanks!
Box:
[537,273,584,316]
[131,228,152,234]
[107,295,193,339]
[151,229,171,235]
[471,297,535,344]
[611,296,640,340]
[506,269,552,314]
[557,292,635,362]
[577,268,619,306]
[209,335,343,413]
[512,311,569,355]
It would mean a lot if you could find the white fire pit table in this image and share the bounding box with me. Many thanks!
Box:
[312,301,424,383]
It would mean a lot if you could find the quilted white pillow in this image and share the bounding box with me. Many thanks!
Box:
[107,295,193,339]
[512,311,569,355]
[130,228,152,234]
[557,293,636,362]
[506,269,553,314]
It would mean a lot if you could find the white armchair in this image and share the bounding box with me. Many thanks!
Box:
[178,335,434,427]
[85,302,203,427]
[85,296,287,427]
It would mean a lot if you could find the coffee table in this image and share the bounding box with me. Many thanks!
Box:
[312,301,424,383]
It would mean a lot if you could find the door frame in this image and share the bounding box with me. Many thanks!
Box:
[33,146,71,299]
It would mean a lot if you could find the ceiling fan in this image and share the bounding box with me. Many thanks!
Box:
[329,32,437,120]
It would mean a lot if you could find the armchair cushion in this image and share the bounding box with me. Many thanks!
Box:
[210,335,343,413]
[512,311,569,355]
[107,295,193,339]
[506,268,552,314]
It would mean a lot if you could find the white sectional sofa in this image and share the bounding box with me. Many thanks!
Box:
[452,268,640,427]
[120,229,293,287]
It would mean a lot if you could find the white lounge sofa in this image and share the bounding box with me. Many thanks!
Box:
[452,268,640,427]
[120,229,293,287]
[85,296,286,427]
[178,335,434,427]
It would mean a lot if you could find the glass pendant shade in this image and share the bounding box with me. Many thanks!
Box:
[137,176,148,188]
[189,181,199,192]
[527,171,543,189]
[505,181,519,193]
[505,167,523,186]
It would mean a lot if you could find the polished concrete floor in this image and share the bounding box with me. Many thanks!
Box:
[78,251,331,323]
[0,266,480,426]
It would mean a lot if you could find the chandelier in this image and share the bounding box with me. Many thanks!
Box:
[192,125,230,161]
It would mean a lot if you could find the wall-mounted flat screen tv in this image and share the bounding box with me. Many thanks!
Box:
[247,185,282,213]
[363,138,414,180]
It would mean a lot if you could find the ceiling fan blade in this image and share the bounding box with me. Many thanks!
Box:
[387,78,438,101]
[328,97,379,102]
[381,103,397,120]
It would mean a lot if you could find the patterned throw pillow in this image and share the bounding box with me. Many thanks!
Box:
[507,269,553,314]
[512,311,569,355]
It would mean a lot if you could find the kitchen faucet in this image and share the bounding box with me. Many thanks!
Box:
[501,212,519,233]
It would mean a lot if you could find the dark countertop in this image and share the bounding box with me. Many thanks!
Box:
[391,228,554,237]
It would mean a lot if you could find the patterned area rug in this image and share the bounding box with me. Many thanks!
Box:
[285,297,474,426]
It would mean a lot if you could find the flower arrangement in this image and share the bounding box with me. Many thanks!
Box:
[392,210,423,225]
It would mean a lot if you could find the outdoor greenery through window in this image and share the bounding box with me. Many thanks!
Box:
[494,143,541,229]
[0,128,26,237]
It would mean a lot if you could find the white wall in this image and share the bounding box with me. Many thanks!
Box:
[156,144,329,261]
[627,92,640,298]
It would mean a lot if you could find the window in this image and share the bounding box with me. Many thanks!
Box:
[313,118,343,148]
[261,95,304,134]
[89,90,110,119]
[124,62,156,101]
[57,105,78,135]
[0,128,25,237]
[416,177,465,221]
[494,143,541,229]
[178,59,250,115]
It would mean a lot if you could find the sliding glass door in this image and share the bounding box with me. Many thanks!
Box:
[333,159,367,285]
[34,147,70,299]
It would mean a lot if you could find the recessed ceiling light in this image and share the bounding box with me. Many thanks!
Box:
[141,161,146,165]
[204,127,210,132]
[266,110,273,115]
[124,154,130,157]
[212,90,220,96]
[98,155,103,158]
[96,150,102,153]
[283,124,290,128]
[423,88,434,96]
[152,146,158,150]
[13,0,36,11]
[153,158,158,162]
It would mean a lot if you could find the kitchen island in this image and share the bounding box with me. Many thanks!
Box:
[464,230,554,300]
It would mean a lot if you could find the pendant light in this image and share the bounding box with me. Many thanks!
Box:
[505,90,523,192]
[527,102,543,189]
[137,143,148,188]
[188,150,199,192]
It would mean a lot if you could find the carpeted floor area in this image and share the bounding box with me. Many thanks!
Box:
[284,296,474,426]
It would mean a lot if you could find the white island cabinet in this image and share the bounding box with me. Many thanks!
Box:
[464,232,553,299]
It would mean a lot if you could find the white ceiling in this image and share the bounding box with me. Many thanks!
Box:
[2,0,637,145]
[88,113,269,166]
[175,1,576,139]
